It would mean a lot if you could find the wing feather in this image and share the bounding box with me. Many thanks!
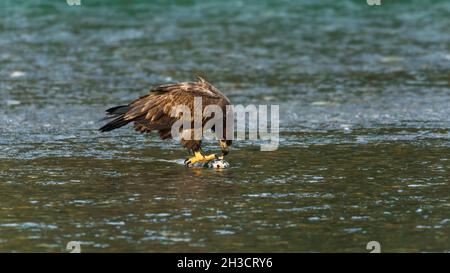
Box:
[99,77,231,140]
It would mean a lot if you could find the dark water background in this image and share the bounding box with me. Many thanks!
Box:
[1,0,450,252]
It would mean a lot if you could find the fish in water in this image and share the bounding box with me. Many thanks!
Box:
[189,158,231,169]
[99,76,232,168]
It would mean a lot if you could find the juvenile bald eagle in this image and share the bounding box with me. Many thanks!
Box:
[99,76,232,167]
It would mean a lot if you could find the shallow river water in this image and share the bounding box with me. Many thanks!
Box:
[1,0,450,252]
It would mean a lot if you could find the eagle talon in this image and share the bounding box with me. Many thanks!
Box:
[184,158,193,167]
[184,151,219,167]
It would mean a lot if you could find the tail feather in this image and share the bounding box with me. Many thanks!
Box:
[106,105,129,115]
[99,105,131,132]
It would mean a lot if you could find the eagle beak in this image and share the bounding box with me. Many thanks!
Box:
[219,140,229,156]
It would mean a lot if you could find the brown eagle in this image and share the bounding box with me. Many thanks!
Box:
[99,76,232,167]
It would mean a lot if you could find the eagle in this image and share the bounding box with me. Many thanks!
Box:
[99,76,232,167]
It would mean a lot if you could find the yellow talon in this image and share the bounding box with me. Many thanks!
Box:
[185,151,217,166]
[203,154,217,161]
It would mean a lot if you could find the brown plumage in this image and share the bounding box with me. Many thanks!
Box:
[99,76,232,157]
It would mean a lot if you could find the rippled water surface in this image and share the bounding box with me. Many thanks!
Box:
[1,0,450,252]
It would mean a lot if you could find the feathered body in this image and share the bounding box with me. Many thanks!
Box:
[99,76,232,158]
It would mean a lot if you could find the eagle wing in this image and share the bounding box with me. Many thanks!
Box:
[99,77,231,141]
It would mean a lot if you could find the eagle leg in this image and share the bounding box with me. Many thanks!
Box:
[184,151,218,167]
